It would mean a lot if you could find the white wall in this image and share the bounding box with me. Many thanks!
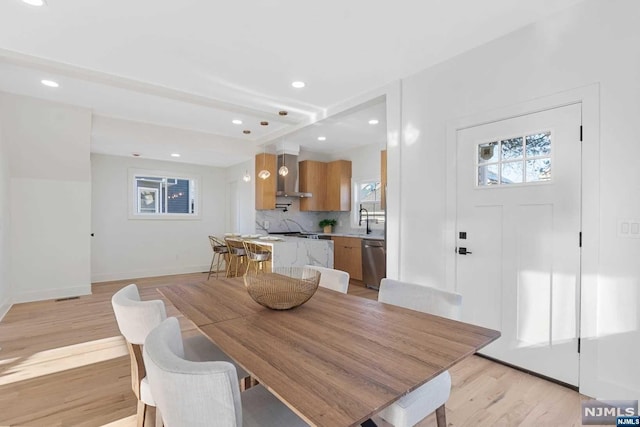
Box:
[331,143,381,184]
[224,158,255,234]
[393,0,639,399]
[0,93,92,303]
[0,111,11,318]
[91,154,227,282]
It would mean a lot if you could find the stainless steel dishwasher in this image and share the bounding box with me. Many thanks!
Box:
[361,239,386,290]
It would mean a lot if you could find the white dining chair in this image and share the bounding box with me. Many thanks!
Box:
[304,265,350,294]
[143,317,309,427]
[377,278,463,427]
[111,284,248,427]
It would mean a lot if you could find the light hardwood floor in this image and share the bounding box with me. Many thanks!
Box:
[0,273,594,426]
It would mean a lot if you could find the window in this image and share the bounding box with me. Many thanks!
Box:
[477,131,552,187]
[130,170,200,218]
[354,180,385,227]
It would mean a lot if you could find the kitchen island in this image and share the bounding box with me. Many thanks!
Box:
[249,236,334,269]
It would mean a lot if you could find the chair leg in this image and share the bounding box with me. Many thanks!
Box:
[435,404,446,427]
[226,256,233,277]
[215,253,223,279]
[243,260,251,277]
[154,405,164,427]
[136,400,147,427]
[239,375,260,391]
[207,254,216,280]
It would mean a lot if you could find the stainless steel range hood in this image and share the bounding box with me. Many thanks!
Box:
[276,153,312,198]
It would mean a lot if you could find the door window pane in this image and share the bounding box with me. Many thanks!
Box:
[526,159,552,182]
[501,161,524,184]
[526,132,551,157]
[478,142,498,163]
[501,137,523,160]
[478,164,499,186]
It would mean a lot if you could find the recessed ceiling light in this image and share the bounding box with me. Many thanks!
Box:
[368,119,379,125]
[291,81,306,89]
[232,119,242,125]
[132,153,141,157]
[21,0,46,6]
[260,121,269,126]
[171,153,181,158]
[317,136,326,141]
[243,130,251,134]
[278,110,288,116]
[41,79,59,88]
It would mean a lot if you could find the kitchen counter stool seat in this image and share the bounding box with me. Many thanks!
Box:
[208,236,229,280]
[225,238,247,277]
[243,241,272,275]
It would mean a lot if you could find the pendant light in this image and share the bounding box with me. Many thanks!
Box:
[242,170,251,182]
[258,143,271,180]
[278,141,289,177]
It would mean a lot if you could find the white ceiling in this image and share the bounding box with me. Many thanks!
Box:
[287,99,387,155]
[0,0,584,166]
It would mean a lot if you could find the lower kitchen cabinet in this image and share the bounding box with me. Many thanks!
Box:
[332,236,362,281]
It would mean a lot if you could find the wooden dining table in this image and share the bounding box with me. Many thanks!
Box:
[159,277,500,427]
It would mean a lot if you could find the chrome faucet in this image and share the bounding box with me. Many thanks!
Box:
[359,204,372,234]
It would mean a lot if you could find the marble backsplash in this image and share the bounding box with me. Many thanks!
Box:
[255,197,384,237]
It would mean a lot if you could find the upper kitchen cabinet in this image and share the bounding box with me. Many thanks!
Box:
[255,153,276,210]
[326,160,352,211]
[299,160,327,211]
[299,159,352,212]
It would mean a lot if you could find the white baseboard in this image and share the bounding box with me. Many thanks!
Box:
[0,298,12,322]
[91,265,210,284]
[12,285,92,304]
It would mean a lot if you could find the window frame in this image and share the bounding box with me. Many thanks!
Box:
[351,178,385,230]
[128,168,202,220]
[475,129,554,189]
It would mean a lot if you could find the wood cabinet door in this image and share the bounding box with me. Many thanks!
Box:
[332,236,362,281]
[299,160,327,211]
[255,153,276,210]
[326,160,352,211]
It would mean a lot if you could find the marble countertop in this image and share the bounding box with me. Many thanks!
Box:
[246,235,334,245]
[244,236,333,268]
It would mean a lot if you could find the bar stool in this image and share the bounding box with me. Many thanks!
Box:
[225,238,247,277]
[207,236,229,280]
[243,241,272,275]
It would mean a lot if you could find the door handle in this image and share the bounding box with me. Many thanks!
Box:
[458,247,472,255]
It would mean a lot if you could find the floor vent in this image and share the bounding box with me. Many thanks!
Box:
[55,296,80,302]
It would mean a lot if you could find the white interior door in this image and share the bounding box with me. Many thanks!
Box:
[455,103,582,386]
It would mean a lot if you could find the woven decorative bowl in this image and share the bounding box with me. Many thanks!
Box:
[244,266,321,310]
